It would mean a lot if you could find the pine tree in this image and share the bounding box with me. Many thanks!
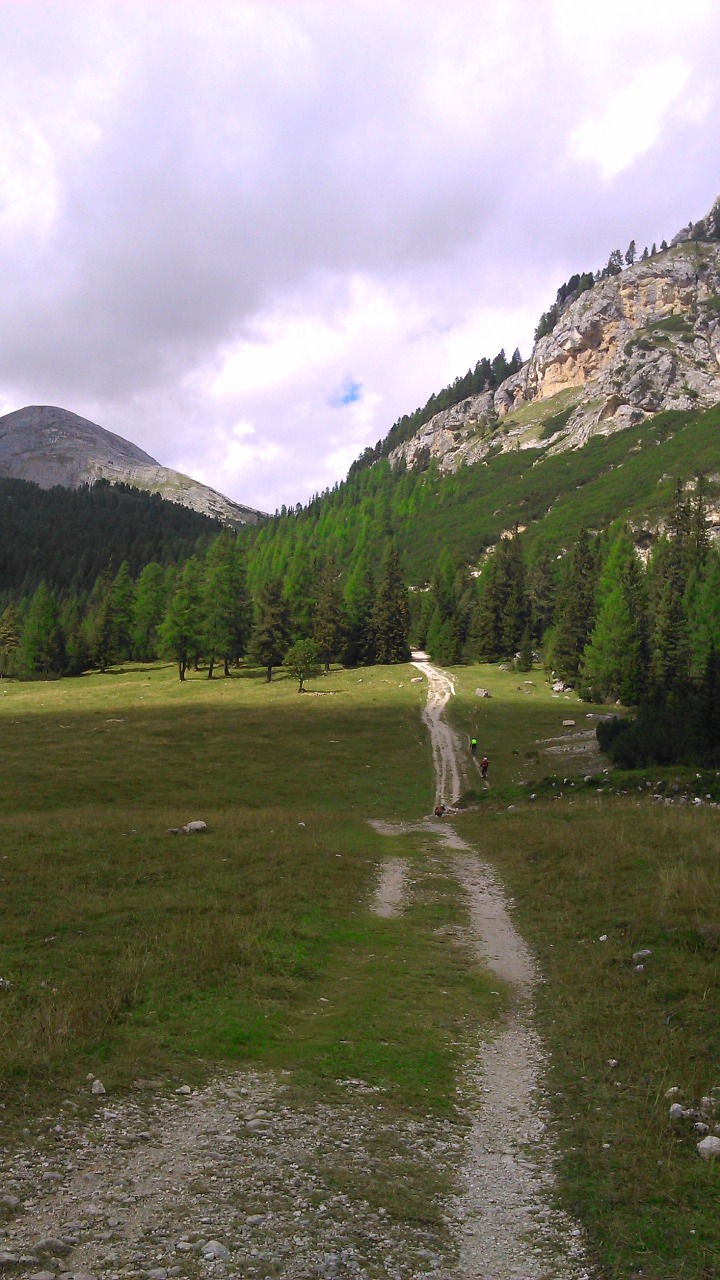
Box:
[372,547,410,664]
[158,558,203,681]
[132,562,168,661]
[16,582,65,677]
[249,579,291,682]
[109,561,136,662]
[343,558,376,666]
[552,530,597,683]
[0,602,21,677]
[203,534,252,678]
[313,558,345,674]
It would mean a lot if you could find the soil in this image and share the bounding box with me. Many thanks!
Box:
[0,659,591,1280]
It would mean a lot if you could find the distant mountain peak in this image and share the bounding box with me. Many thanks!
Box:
[0,404,265,526]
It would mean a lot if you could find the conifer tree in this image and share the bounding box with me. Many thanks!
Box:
[159,558,203,681]
[343,558,376,666]
[552,530,597,682]
[313,558,345,674]
[0,602,21,677]
[249,578,291,682]
[372,547,410,664]
[133,562,168,661]
[16,582,65,677]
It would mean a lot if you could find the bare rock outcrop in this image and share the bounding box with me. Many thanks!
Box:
[390,207,720,476]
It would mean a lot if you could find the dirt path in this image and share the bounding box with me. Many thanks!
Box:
[399,654,590,1279]
[0,664,590,1280]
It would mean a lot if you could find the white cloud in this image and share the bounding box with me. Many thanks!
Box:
[568,59,692,179]
[0,0,718,510]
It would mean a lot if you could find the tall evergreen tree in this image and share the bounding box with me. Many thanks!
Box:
[158,558,203,681]
[132,562,168,661]
[16,582,65,677]
[249,578,291,682]
[0,602,21,677]
[551,529,597,682]
[372,547,410,664]
[313,557,345,674]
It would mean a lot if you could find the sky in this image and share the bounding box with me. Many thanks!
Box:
[1,1,719,515]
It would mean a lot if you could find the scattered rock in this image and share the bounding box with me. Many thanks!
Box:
[697,1135,720,1159]
[202,1241,231,1262]
[90,1080,105,1096]
[632,949,652,963]
[475,688,491,698]
[175,1086,192,1095]
[562,719,576,727]
[669,1103,685,1120]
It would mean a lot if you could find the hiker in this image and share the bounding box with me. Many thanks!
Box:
[470,737,477,756]
[434,802,446,817]
[481,756,489,780]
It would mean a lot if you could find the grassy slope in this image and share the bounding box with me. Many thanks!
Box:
[397,404,720,577]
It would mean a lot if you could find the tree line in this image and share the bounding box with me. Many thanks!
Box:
[414,479,720,767]
[0,534,411,684]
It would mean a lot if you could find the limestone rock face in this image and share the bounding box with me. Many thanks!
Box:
[391,230,720,475]
[0,405,264,526]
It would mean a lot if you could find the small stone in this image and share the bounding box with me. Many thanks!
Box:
[202,1241,230,1262]
[669,1103,685,1120]
[147,1270,168,1279]
[697,1135,720,1159]
[32,1238,73,1258]
[0,1254,19,1269]
[607,1059,619,1068]
[246,1118,271,1132]
[695,1122,710,1135]
[175,1086,192,1095]
[632,949,652,963]
[665,1086,680,1097]
[90,1079,106,1095]
[181,821,207,834]
[30,1272,56,1280]
[633,964,644,973]
[598,935,608,942]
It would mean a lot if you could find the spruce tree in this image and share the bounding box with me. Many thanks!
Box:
[0,602,21,677]
[372,547,410,664]
[249,579,291,682]
[16,582,65,677]
[158,558,203,681]
[552,530,597,683]
[313,558,345,674]
[132,562,168,661]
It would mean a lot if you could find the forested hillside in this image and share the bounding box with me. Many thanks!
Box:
[0,476,222,599]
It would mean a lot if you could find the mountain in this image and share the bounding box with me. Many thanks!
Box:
[0,405,265,526]
[389,199,720,477]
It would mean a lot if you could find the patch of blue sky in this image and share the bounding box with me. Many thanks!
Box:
[328,377,362,407]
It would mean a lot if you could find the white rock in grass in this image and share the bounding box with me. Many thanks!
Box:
[90,1079,106,1095]
[633,949,652,962]
[182,820,207,834]
[695,1122,710,1135]
[669,1103,685,1120]
[697,1135,720,1159]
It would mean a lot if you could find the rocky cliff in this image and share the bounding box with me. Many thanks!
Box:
[0,405,265,526]
[390,206,720,475]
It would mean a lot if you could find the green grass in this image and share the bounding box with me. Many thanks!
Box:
[0,661,496,1135]
[445,662,720,1280]
[3,657,719,1275]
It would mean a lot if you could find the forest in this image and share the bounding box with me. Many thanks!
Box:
[2,464,718,768]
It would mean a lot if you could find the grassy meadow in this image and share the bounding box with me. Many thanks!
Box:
[1,657,719,1277]
[0,660,495,1131]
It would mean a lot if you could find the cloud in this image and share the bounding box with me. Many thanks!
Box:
[0,1,718,510]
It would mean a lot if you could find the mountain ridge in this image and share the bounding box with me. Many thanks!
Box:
[388,200,720,478]
[0,404,265,527]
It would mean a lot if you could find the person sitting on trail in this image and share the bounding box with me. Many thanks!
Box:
[470,737,477,756]
[481,756,489,780]
[434,803,446,817]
